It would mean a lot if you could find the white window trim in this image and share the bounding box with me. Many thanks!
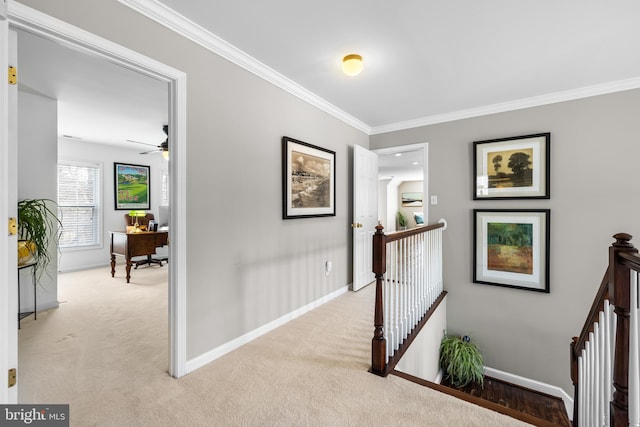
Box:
[58,160,103,251]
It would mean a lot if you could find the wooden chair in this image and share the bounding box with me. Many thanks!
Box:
[124,213,155,231]
[123,213,167,268]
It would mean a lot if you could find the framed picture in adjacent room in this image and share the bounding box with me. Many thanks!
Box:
[282,136,336,219]
[473,209,550,293]
[401,192,423,207]
[114,162,150,210]
[473,133,550,200]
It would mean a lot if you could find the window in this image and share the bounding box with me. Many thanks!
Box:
[160,172,169,206]
[57,162,101,248]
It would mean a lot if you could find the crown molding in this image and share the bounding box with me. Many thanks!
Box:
[121,1,640,137]
[118,0,371,134]
[9,1,182,82]
[371,77,640,135]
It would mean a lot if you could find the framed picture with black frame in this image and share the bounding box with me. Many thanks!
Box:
[114,162,150,210]
[473,209,550,293]
[282,136,336,219]
[473,133,550,200]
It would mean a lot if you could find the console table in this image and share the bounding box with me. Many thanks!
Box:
[110,231,168,283]
[18,262,37,329]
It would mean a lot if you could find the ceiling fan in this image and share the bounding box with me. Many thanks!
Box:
[127,125,169,159]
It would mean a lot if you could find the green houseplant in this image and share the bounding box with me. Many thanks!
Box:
[397,211,408,230]
[439,333,485,388]
[17,199,62,277]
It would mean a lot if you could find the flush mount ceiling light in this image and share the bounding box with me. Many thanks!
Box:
[342,54,363,76]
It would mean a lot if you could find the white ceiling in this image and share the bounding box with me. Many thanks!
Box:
[17,29,168,151]
[377,148,425,182]
[155,0,640,131]
[14,1,640,168]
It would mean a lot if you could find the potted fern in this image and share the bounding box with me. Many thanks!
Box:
[439,333,485,389]
[17,198,62,277]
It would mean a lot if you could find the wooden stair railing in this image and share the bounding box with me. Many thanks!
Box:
[371,221,445,377]
[571,233,640,427]
[570,268,611,425]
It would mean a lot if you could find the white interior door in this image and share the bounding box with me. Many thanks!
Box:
[0,23,19,403]
[352,144,378,291]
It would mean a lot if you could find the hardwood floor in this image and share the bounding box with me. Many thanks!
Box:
[444,376,572,427]
[392,370,572,426]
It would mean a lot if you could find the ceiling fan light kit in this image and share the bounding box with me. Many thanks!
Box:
[127,125,169,159]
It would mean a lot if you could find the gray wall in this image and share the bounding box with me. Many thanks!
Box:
[17,0,368,360]
[18,90,58,311]
[20,0,637,396]
[371,89,640,394]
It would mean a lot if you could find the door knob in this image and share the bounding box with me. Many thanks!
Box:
[351,223,363,228]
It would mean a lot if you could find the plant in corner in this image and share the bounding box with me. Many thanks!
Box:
[17,198,62,277]
[439,333,485,389]
[397,211,408,230]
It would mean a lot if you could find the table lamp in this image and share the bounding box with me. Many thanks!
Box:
[128,210,146,233]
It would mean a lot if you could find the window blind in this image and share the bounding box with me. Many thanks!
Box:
[161,173,169,206]
[57,163,101,248]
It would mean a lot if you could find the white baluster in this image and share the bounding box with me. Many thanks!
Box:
[393,241,398,353]
[389,241,396,354]
[593,322,602,427]
[587,334,594,427]
[421,233,424,308]
[383,244,395,363]
[409,234,415,328]
[402,237,408,340]
[573,351,584,427]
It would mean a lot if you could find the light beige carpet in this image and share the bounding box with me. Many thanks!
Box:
[18,266,530,426]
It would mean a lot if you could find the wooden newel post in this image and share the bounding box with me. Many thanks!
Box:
[609,232,637,427]
[371,222,387,376]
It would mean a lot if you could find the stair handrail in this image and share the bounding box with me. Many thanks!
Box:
[570,268,610,423]
[571,233,640,426]
[371,221,446,376]
[571,268,610,370]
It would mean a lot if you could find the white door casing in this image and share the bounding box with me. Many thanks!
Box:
[0,2,8,404]
[352,144,378,291]
[0,18,19,403]
[3,2,188,382]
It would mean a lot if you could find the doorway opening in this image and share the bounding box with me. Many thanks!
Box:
[351,143,428,292]
[7,5,187,388]
[375,143,429,233]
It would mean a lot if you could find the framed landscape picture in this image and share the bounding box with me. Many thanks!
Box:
[401,192,423,207]
[114,162,150,210]
[473,133,550,199]
[473,209,550,293]
[282,136,336,219]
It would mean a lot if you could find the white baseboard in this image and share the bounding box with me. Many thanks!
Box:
[186,285,350,373]
[434,368,444,384]
[484,367,574,420]
[39,301,59,311]
[58,263,110,273]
